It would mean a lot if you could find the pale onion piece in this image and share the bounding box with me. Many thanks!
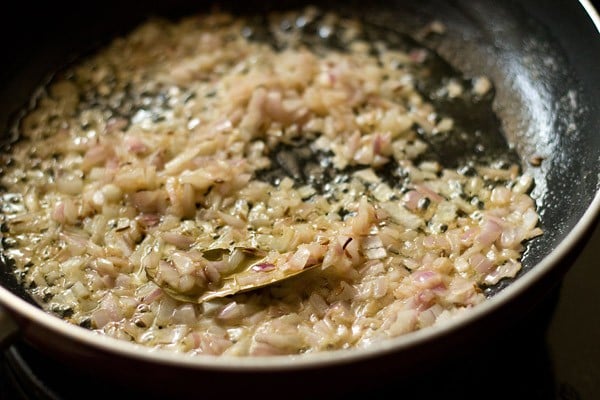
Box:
[142,288,163,304]
[94,257,117,277]
[62,198,79,225]
[445,230,461,255]
[402,190,423,211]
[308,293,329,318]
[512,193,535,214]
[422,234,440,249]
[454,256,469,273]
[477,165,518,181]
[351,197,376,236]
[115,273,133,289]
[363,235,387,260]
[473,76,492,96]
[92,191,105,207]
[52,202,66,224]
[297,185,316,200]
[155,297,177,327]
[153,325,189,345]
[287,247,312,271]
[419,161,442,174]
[373,132,393,157]
[125,136,148,154]
[334,280,358,301]
[216,302,245,321]
[196,332,234,355]
[162,232,194,249]
[410,110,436,134]
[97,294,122,325]
[432,201,458,226]
[81,144,112,171]
[372,276,389,299]
[513,174,534,194]
[177,274,196,294]
[372,182,395,202]
[171,252,196,275]
[365,246,387,260]
[447,79,464,98]
[213,119,233,132]
[378,109,413,137]
[310,318,337,348]
[91,309,113,329]
[411,270,444,289]
[56,174,84,195]
[136,213,161,228]
[224,248,248,271]
[321,240,344,269]
[476,219,503,246]
[460,226,479,246]
[105,117,128,134]
[164,142,215,175]
[490,186,512,205]
[436,117,454,132]
[179,161,233,191]
[71,281,90,299]
[172,304,197,325]
[469,253,494,275]
[353,143,375,165]
[158,260,181,287]
[353,168,380,184]
[417,305,440,328]
[386,309,417,336]
[81,271,102,293]
[264,90,302,124]
[130,190,166,213]
[203,263,221,283]
[380,201,424,230]
[60,256,86,275]
[522,208,540,231]
[484,260,521,285]
[101,184,123,203]
[180,183,196,218]
[359,260,386,277]
[432,257,453,275]
[414,184,445,203]
[374,153,390,168]
[239,87,268,136]
[525,227,544,240]
[178,170,215,191]
[302,242,327,264]
[114,165,157,192]
[217,211,246,229]
[446,277,482,305]
[252,330,303,354]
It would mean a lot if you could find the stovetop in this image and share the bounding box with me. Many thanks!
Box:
[1,221,599,399]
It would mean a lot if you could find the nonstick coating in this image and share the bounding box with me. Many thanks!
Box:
[0,0,599,395]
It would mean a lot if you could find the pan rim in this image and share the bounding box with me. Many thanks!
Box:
[0,0,599,372]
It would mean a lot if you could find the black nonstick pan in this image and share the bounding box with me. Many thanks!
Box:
[0,0,599,397]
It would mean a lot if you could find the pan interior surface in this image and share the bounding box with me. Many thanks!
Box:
[0,0,598,368]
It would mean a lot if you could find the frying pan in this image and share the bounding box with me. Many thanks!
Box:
[0,0,599,397]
